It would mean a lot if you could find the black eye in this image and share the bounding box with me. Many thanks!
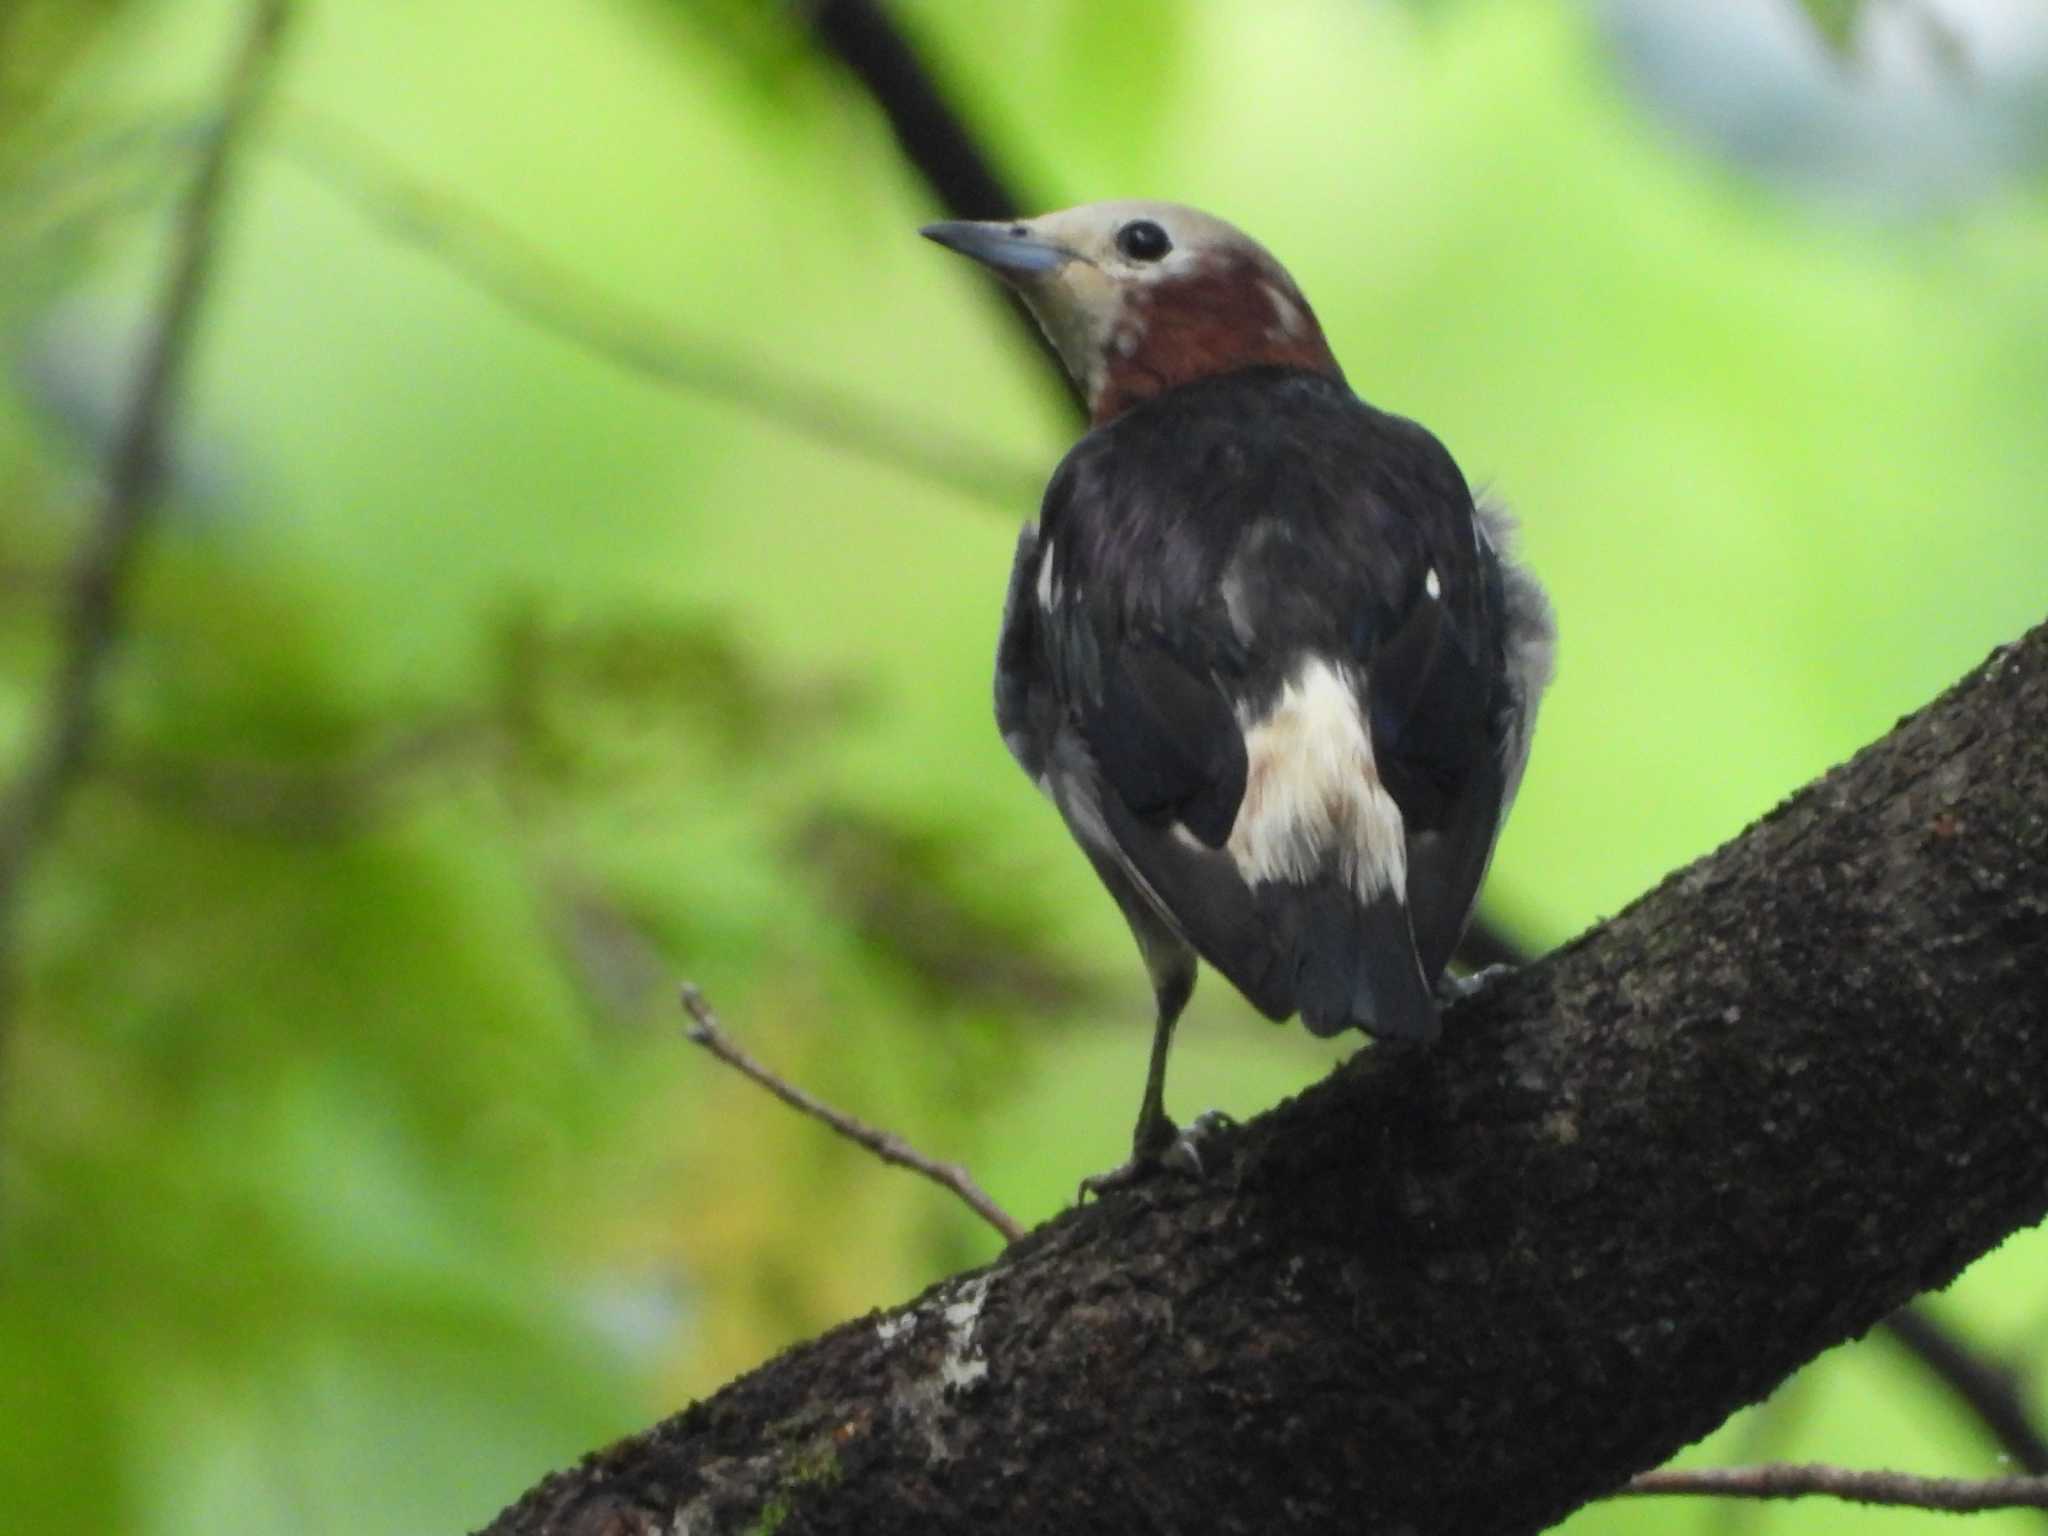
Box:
[1115,219,1172,262]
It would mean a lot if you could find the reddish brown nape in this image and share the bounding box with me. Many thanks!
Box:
[1091,256,1344,426]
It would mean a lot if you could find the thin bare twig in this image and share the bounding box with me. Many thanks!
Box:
[0,0,294,1164]
[678,983,1023,1243]
[1624,1465,2048,1512]
[272,111,1045,513]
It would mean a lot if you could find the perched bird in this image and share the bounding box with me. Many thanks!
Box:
[923,202,1555,1188]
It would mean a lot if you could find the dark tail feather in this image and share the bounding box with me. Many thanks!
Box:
[1295,888,1439,1043]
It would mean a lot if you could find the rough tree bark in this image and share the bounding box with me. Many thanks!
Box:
[484,618,2048,1536]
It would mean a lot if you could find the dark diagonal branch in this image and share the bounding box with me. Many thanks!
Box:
[806,0,1079,410]
[482,620,2048,1536]
[0,0,293,1171]
[808,0,1021,224]
[1625,1465,2048,1512]
[1884,1306,2048,1476]
[680,985,1023,1244]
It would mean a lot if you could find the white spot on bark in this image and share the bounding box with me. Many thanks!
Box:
[938,1275,990,1389]
[1425,567,1442,599]
[1227,655,1407,900]
[881,1272,998,1464]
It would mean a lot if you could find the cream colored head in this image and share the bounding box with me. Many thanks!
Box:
[923,200,1342,425]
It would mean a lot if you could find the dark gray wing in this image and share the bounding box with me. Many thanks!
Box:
[1402,504,1556,976]
[998,515,1249,846]
[993,522,1055,782]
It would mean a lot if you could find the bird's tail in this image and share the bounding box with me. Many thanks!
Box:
[1294,886,1439,1044]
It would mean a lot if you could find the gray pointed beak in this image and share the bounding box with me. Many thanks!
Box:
[920,220,1075,279]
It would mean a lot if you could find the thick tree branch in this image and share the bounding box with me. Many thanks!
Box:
[482,618,2048,1536]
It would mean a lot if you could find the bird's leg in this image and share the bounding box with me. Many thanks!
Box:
[1127,994,1184,1162]
[1080,944,1225,1198]
[1079,998,1183,1200]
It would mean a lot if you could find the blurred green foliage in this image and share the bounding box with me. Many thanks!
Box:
[1798,0,1863,49]
[1,0,2044,1532]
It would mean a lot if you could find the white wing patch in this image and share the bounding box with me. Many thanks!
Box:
[1036,539,1060,610]
[1226,656,1407,901]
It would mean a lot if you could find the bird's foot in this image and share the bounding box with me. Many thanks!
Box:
[1078,1109,1237,1201]
[1436,963,1516,1005]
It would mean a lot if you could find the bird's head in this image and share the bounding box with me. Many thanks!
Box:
[923,200,1343,427]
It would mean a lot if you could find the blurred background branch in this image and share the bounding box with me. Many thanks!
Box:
[1883,1307,2048,1479]
[0,0,292,1197]
[275,111,1048,512]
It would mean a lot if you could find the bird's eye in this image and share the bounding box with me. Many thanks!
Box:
[1115,220,1172,262]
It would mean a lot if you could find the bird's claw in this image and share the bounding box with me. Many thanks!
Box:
[1161,1109,1238,1177]
[1078,1108,1237,1200]
[1076,1160,1151,1202]
[1436,962,1516,1005]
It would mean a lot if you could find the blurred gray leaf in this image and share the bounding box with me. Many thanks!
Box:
[1598,0,2048,213]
